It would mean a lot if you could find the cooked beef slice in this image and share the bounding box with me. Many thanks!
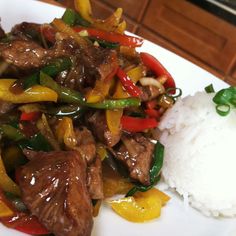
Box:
[19,150,93,236]
[87,111,121,147]
[115,133,154,185]
[87,155,103,199]
[74,126,96,164]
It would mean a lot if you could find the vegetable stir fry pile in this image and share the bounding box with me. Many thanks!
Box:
[0,0,177,235]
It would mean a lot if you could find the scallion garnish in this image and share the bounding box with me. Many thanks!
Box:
[212,86,236,116]
[205,84,215,93]
[216,104,230,116]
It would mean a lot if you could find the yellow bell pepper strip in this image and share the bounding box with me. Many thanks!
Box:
[96,144,108,161]
[109,188,167,222]
[106,109,123,135]
[73,27,144,47]
[55,117,77,149]
[93,8,123,32]
[74,0,93,23]
[0,79,58,103]
[39,72,85,104]
[0,154,20,196]
[116,67,142,97]
[52,18,89,49]
[116,20,126,34]
[86,97,140,109]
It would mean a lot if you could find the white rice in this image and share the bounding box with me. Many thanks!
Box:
[159,91,236,217]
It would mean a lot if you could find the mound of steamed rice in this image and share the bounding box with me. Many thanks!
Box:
[159,91,236,217]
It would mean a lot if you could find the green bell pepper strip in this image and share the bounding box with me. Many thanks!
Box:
[39,72,85,104]
[62,8,91,27]
[126,141,164,197]
[86,98,141,109]
[23,57,72,89]
[90,37,119,49]
[0,124,52,152]
[0,125,25,142]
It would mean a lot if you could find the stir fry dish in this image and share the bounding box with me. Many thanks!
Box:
[0,0,178,235]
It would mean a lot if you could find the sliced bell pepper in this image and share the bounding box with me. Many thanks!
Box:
[113,66,144,99]
[87,97,140,109]
[55,117,77,149]
[109,188,165,222]
[140,52,176,93]
[93,8,123,33]
[0,190,14,218]
[20,111,41,121]
[0,79,58,103]
[0,155,20,196]
[74,27,143,47]
[121,116,158,132]
[106,109,123,135]
[74,0,93,23]
[116,67,142,98]
[1,214,49,235]
[145,109,161,119]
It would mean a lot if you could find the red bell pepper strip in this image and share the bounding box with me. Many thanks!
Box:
[121,116,158,132]
[73,27,143,47]
[1,214,49,235]
[116,68,142,97]
[145,109,161,119]
[140,52,176,93]
[0,188,49,235]
[20,111,41,121]
[41,26,56,43]
[146,100,158,109]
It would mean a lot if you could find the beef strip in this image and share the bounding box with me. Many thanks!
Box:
[140,85,161,102]
[19,151,93,236]
[115,133,154,185]
[74,126,96,164]
[87,111,121,147]
[11,22,41,42]
[87,155,104,199]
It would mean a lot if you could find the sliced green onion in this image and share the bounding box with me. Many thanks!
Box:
[213,88,233,105]
[166,87,182,99]
[205,84,215,93]
[216,104,230,116]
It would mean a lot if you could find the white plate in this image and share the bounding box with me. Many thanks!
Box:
[0,1,235,236]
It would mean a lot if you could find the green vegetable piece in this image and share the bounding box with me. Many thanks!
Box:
[86,98,141,109]
[39,72,85,104]
[213,88,233,105]
[204,84,215,93]
[62,8,91,27]
[126,141,164,197]
[165,87,182,99]
[216,104,230,116]
[23,57,72,89]
[90,38,119,49]
[18,133,53,152]
[62,8,77,26]
[0,124,25,141]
